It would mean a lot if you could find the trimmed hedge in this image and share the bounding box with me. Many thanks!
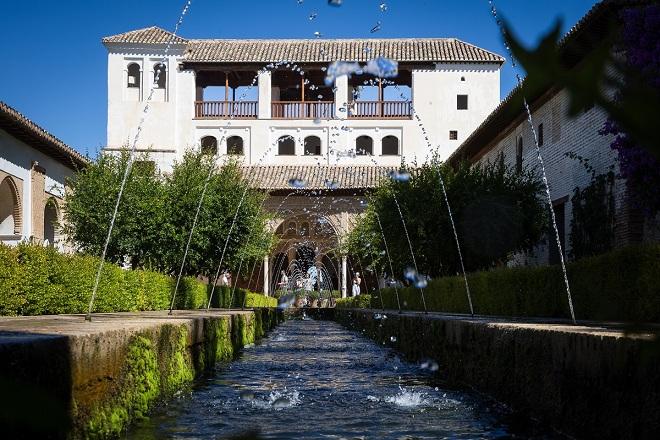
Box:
[0,243,274,316]
[370,244,660,323]
[336,295,372,309]
[0,243,207,316]
[208,285,277,309]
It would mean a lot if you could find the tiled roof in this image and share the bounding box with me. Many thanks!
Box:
[448,0,645,165]
[103,27,504,64]
[242,165,397,190]
[0,101,89,169]
[102,26,188,45]
[185,38,504,64]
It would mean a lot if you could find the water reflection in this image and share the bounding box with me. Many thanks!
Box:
[125,319,561,439]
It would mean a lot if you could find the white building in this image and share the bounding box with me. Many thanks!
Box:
[0,101,89,247]
[102,29,504,296]
[103,28,503,171]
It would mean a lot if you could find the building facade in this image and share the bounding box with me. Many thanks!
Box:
[449,1,659,266]
[103,28,503,170]
[0,101,89,248]
[103,29,504,296]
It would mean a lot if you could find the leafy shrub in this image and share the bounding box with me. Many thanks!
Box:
[336,295,372,309]
[0,243,207,316]
[370,244,660,322]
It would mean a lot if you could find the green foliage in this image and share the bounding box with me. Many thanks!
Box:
[62,151,168,269]
[347,159,546,279]
[336,295,372,309]
[566,153,616,259]
[0,243,206,316]
[369,244,660,323]
[63,150,274,278]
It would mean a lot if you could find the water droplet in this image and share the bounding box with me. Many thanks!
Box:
[390,336,397,342]
[388,170,410,182]
[327,0,343,6]
[288,178,306,188]
[363,57,398,78]
[379,3,388,12]
[370,21,382,33]
[314,31,322,38]
[309,12,317,20]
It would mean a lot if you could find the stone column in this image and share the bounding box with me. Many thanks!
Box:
[30,162,46,241]
[341,255,348,298]
[334,74,349,118]
[263,255,270,296]
[258,70,272,119]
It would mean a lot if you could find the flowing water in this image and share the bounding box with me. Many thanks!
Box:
[125,319,561,439]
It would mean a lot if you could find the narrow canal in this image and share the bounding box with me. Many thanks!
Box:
[126,317,560,439]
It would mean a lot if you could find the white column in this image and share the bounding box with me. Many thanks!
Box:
[263,255,270,296]
[334,74,349,118]
[258,71,271,119]
[341,255,348,298]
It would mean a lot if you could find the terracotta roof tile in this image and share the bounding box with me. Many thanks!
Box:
[103,27,504,64]
[241,165,398,190]
[0,101,89,169]
[102,26,187,45]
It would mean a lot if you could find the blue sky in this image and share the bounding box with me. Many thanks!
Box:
[0,0,597,156]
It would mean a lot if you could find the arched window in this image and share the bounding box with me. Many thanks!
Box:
[286,221,297,236]
[153,63,166,89]
[44,199,59,244]
[381,136,399,156]
[515,136,523,173]
[278,136,295,155]
[356,136,373,156]
[227,136,244,155]
[127,63,141,88]
[0,176,21,235]
[299,222,310,237]
[201,136,218,155]
[304,136,321,156]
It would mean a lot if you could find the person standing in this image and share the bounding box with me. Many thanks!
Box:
[352,272,361,296]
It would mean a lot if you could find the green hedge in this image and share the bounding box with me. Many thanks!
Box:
[0,243,203,316]
[208,285,277,309]
[336,295,372,309]
[370,244,660,323]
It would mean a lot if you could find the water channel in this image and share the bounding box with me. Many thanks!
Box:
[125,317,561,439]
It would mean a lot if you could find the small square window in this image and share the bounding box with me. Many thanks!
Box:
[457,95,468,110]
[538,123,544,146]
[449,130,458,140]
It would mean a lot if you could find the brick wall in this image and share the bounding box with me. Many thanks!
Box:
[476,88,655,266]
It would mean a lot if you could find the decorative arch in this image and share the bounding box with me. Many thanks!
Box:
[356,135,373,156]
[381,135,399,156]
[227,136,244,155]
[278,135,295,155]
[127,63,141,88]
[43,198,60,244]
[0,176,22,235]
[201,136,218,155]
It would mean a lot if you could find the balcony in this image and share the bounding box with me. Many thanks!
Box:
[194,101,258,119]
[271,101,335,119]
[348,101,412,119]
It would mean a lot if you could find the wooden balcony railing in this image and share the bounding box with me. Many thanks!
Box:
[271,101,335,119]
[195,101,258,119]
[348,101,413,119]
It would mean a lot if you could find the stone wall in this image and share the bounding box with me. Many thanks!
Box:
[0,309,282,439]
[332,309,660,440]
